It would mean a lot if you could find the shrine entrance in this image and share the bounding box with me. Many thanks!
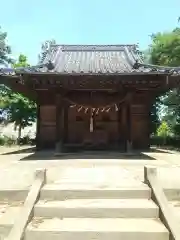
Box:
[65,91,126,151]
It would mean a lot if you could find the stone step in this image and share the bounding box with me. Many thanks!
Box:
[169,201,180,223]
[34,199,159,218]
[25,218,169,240]
[40,183,151,200]
[0,204,22,239]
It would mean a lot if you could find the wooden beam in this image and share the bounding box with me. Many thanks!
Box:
[36,102,41,150]
[63,101,69,144]
[55,94,64,153]
[126,93,132,152]
[117,103,122,148]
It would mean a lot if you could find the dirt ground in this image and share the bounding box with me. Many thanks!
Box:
[0,146,180,191]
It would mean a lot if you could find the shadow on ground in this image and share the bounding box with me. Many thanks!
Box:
[1,146,36,155]
[17,150,156,161]
[150,147,173,154]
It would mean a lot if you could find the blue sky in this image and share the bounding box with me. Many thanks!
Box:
[0,0,180,64]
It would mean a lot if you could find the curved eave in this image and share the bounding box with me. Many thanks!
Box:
[18,71,169,77]
[0,75,36,100]
[0,74,20,82]
[135,62,180,75]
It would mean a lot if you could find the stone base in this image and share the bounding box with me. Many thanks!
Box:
[55,141,63,154]
[126,141,133,153]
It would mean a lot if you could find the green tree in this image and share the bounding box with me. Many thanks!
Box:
[5,93,36,142]
[0,26,14,122]
[2,54,36,143]
[150,97,161,134]
[150,28,180,66]
[14,54,30,68]
[0,26,13,66]
[157,121,170,145]
[149,28,180,136]
[142,50,161,134]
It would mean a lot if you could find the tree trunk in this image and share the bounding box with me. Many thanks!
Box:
[17,124,22,145]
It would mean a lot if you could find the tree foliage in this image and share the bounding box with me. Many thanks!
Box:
[149,28,180,136]
[0,26,13,122]
[1,54,36,142]
[14,54,30,68]
[157,121,170,144]
[157,121,170,137]
[142,50,160,134]
[4,92,36,141]
[149,28,180,66]
[0,26,37,137]
[0,27,13,66]
[150,97,161,134]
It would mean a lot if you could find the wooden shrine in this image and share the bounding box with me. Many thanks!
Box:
[0,44,180,152]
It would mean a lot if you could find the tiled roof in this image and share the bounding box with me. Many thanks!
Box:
[1,44,180,76]
[40,44,145,74]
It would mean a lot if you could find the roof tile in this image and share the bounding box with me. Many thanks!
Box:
[42,44,140,74]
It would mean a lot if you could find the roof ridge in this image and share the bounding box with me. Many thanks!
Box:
[49,44,138,52]
[50,44,137,50]
[51,44,137,46]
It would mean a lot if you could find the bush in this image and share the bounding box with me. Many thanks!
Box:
[0,135,16,146]
[19,136,34,145]
[151,135,180,147]
[0,136,5,145]
[0,135,35,146]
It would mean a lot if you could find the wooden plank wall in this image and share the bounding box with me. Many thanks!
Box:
[39,105,56,147]
[130,92,150,149]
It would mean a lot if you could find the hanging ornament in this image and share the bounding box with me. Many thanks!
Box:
[90,108,94,132]
[78,106,83,112]
[115,104,118,111]
[96,108,99,115]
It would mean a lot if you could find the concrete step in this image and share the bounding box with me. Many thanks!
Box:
[25,218,169,240]
[169,201,180,222]
[34,199,159,218]
[40,183,151,200]
[0,203,22,238]
[164,188,180,201]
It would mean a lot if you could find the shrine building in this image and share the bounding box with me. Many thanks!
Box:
[0,44,180,152]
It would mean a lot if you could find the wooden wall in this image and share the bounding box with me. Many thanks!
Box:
[39,105,56,148]
[130,92,151,149]
[37,90,151,150]
[131,104,150,149]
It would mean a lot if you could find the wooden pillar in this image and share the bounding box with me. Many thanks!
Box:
[126,93,132,152]
[63,101,69,143]
[130,92,152,150]
[147,98,153,149]
[55,94,64,153]
[117,103,122,150]
[36,103,41,150]
[36,92,41,150]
